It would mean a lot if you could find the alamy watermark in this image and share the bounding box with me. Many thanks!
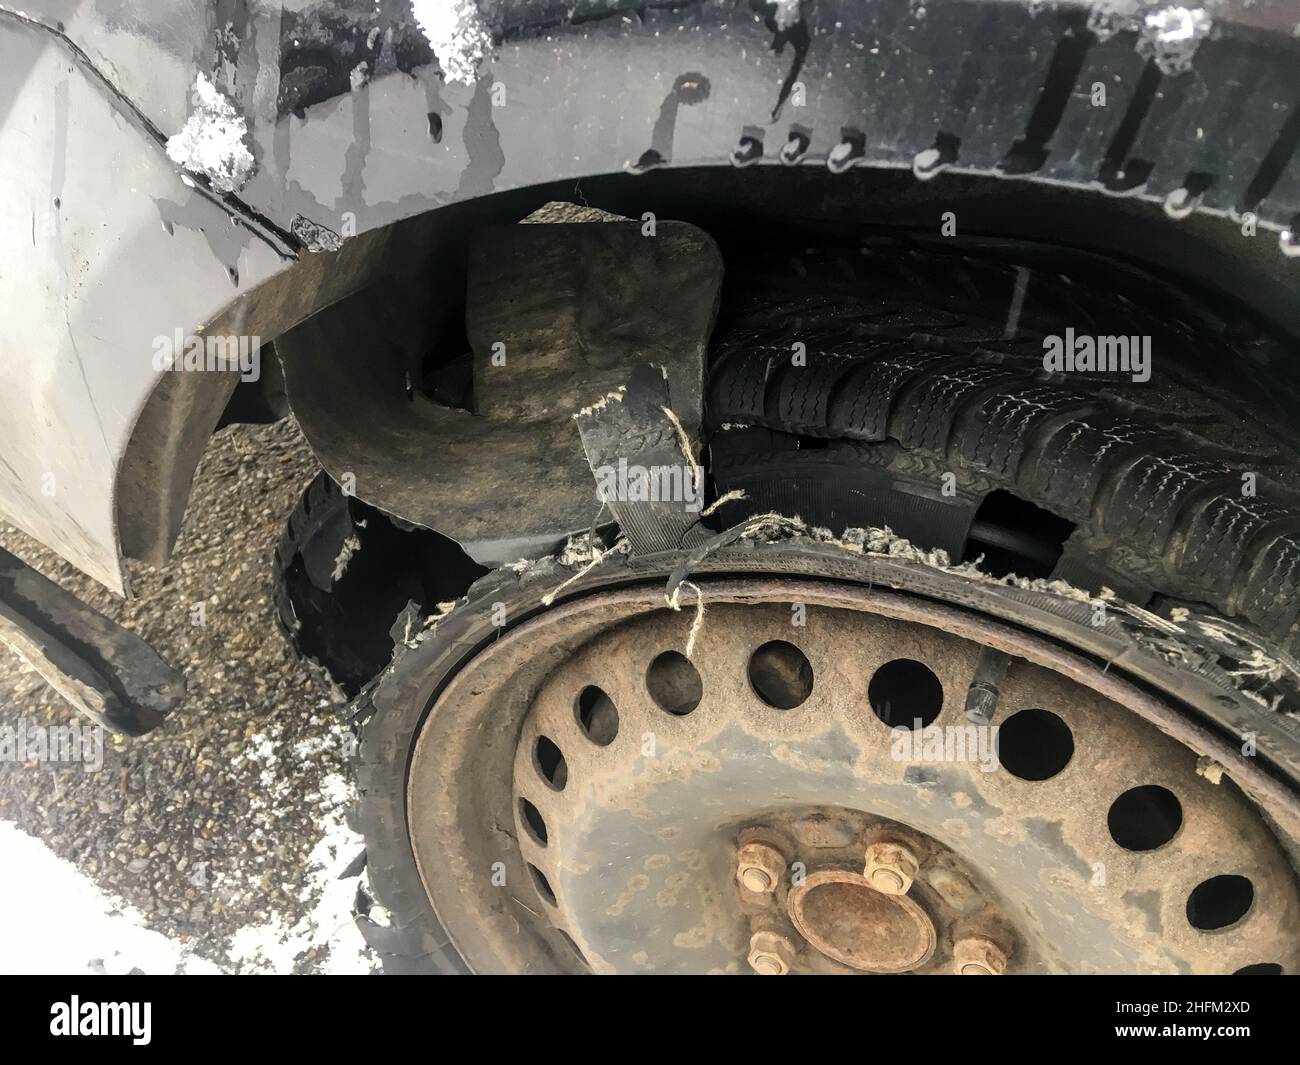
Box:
[50,997,151,1045]
[151,329,261,382]
[891,721,1000,773]
[0,717,104,772]
[594,459,701,512]
[1042,328,1151,383]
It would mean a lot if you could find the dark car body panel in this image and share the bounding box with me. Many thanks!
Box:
[1,0,1298,591]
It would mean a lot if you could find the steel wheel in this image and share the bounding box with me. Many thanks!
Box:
[396,568,1300,975]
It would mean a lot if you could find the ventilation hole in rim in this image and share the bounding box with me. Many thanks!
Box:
[646,650,703,716]
[575,686,619,745]
[529,863,557,906]
[748,641,814,709]
[534,735,568,790]
[997,708,1073,780]
[868,658,944,729]
[519,798,548,846]
[1107,785,1182,851]
[1187,875,1254,931]
[1233,962,1282,975]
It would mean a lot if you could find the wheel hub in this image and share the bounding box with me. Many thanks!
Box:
[787,869,937,973]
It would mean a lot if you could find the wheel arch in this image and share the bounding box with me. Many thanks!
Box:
[97,0,1300,578]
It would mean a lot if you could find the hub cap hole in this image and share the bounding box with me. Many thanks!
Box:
[519,798,548,846]
[868,659,943,728]
[646,650,703,716]
[748,641,814,709]
[575,686,619,745]
[534,735,568,790]
[1108,785,1182,851]
[1187,875,1253,931]
[1234,962,1281,975]
[997,708,1073,780]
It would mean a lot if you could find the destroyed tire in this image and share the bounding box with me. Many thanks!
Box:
[347,242,1300,974]
[274,472,485,697]
[707,245,1300,682]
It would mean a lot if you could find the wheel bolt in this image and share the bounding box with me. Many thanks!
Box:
[747,930,795,975]
[863,841,919,895]
[736,841,786,894]
[953,935,1008,975]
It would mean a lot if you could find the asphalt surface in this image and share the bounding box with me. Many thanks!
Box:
[0,417,375,973]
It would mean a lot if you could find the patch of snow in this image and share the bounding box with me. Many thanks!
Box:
[1138,6,1212,74]
[1145,5,1208,43]
[771,0,803,31]
[412,0,492,85]
[293,731,336,759]
[225,772,375,975]
[912,146,944,180]
[290,215,344,253]
[233,731,280,790]
[1087,0,1142,42]
[0,821,220,975]
[165,74,255,195]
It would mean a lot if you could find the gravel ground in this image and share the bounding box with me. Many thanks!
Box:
[0,417,378,974]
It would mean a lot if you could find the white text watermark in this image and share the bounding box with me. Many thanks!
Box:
[0,718,104,772]
[151,329,260,382]
[1043,329,1151,382]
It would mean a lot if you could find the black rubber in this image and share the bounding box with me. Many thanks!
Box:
[349,682,471,975]
[272,472,358,694]
[273,472,486,697]
[706,244,1300,660]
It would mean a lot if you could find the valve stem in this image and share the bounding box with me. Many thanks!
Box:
[965,647,1011,724]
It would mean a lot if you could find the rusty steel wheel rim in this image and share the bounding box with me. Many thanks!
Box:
[406,578,1300,975]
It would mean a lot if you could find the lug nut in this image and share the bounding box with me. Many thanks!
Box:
[736,841,786,894]
[747,930,796,975]
[863,841,919,895]
[953,935,1008,975]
